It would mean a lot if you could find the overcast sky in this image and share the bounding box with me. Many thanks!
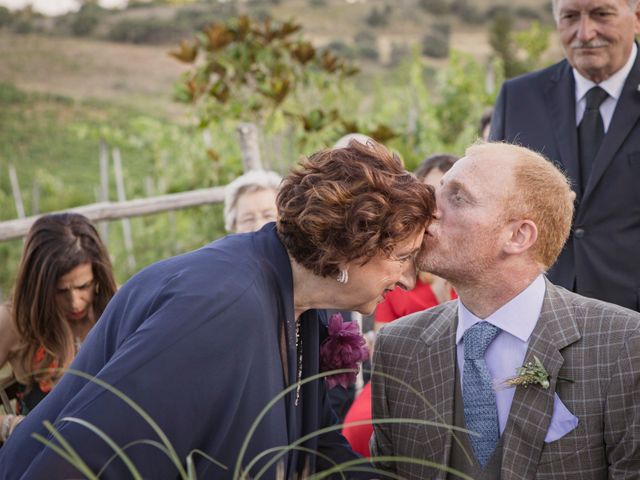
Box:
[0,0,127,15]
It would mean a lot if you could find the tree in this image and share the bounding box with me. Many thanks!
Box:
[418,0,449,16]
[171,15,398,149]
[489,9,550,79]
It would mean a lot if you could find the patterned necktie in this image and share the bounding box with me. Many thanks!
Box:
[578,86,609,189]
[462,321,501,468]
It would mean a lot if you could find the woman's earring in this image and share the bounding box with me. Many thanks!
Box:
[336,269,349,284]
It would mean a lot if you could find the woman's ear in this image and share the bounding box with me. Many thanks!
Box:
[504,219,538,255]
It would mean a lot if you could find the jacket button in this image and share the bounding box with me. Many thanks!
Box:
[574,228,585,238]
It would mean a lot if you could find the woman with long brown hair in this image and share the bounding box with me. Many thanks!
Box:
[0,213,117,442]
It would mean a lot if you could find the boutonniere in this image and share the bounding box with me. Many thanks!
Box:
[320,313,369,389]
[494,355,574,390]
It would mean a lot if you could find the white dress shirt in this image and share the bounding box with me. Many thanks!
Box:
[456,274,546,434]
[573,42,637,132]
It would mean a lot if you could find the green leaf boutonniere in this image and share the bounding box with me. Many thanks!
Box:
[494,355,574,391]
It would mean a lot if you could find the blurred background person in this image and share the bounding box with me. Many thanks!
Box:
[0,213,117,444]
[342,152,459,457]
[224,169,282,234]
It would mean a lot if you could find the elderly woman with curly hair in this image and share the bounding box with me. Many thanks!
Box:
[0,140,435,480]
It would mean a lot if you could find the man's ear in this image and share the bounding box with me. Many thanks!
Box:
[504,219,538,255]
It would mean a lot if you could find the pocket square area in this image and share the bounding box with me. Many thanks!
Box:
[545,393,579,443]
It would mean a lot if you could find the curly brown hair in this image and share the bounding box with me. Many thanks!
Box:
[277,140,436,277]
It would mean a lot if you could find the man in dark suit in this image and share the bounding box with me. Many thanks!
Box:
[490,0,640,311]
[370,142,640,479]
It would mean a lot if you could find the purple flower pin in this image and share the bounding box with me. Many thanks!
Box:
[320,313,369,389]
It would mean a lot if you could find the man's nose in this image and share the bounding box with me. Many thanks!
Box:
[576,14,597,43]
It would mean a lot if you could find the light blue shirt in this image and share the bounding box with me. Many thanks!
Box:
[573,42,637,132]
[456,274,546,434]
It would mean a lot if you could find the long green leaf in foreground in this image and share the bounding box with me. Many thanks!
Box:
[246,367,475,479]
[32,420,98,480]
[97,439,171,477]
[237,367,474,479]
[306,456,473,480]
[30,368,190,478]
[58,417,143,479]
[28,366,471,479]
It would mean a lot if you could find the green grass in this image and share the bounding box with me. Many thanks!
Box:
[0,83,150,215]
[0,82,233,299]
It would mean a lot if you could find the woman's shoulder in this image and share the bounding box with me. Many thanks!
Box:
[0,303,21,367]
[0,304,18,340]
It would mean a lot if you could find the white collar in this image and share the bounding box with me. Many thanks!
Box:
[574,42,637,102]
[456,274,546,345]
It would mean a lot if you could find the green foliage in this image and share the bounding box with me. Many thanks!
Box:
[365,5,392,28]
[2,6,46,34]
[418,0,450,16]
[388,43,410,68]
[432,51,496,148]
[327,40,356,60]
[172,15,363,139]
[0,6,11,27]
[173,5,236,32]
[107,17,188,44]
[0,83,234,295]
[489,9,551,79]
[513,21,551,70]
[514,6,544,21]
[421,23,451,59]
[451,0,485,24]
[70,4,107,37]
[0,82,27,103]
[353,30,379,61]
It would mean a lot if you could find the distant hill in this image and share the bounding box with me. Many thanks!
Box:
[0,0,562,115]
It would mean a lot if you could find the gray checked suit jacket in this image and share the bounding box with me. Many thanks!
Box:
[370,280,640,479]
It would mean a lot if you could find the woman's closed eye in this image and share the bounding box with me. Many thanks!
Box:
[449,190,466,205]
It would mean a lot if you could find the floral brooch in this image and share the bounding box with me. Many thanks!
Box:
[495,355,574,390]
[320,313,369,389]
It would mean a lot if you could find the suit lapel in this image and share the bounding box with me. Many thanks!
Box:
[501,280,581,479]
[415,305,458,478]
[582,49,640,203]
[544,62,581,198]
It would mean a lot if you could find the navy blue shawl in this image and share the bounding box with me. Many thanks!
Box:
[0,224,364,479]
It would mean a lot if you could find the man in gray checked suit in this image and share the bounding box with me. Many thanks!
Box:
[370,142,640,479]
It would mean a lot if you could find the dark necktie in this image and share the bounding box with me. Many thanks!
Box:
[462,321,501,468]
[578,86,608,189]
